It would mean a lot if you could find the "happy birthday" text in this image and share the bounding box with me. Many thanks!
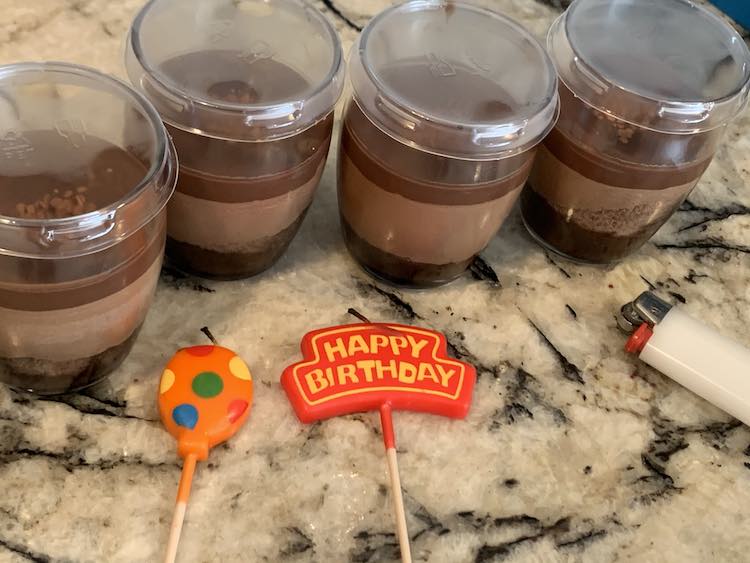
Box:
[303,332,458,394]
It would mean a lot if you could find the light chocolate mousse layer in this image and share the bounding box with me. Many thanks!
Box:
[338,103,533,287]
[523,127,712,263]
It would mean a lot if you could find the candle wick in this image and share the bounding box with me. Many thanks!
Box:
[347,308,372,324]
[200,326,218,344]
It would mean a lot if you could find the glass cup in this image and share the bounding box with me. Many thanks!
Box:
[521,0,750,263]
[126,0,344,280]
[338,1,559,287]
[0,62,177,394]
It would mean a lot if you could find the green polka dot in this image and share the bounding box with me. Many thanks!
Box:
[192,371,224,398]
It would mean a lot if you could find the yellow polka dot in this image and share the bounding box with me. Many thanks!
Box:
[229,356,252,381]
[160,369,175,394]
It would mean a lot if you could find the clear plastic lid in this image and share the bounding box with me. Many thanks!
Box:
[126,0,345,141]
[0,62,176,259]
[348,0,559,160]
[550,0,750,133]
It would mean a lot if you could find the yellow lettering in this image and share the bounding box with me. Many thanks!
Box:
[336,364,359,385]
[398,362,417,384]
[406,335,429,358]
[324,367,335,387]
[347,334,369,356]
[305,369,329,394]
[357,360,377,382]
[416,362,440,384]
[376,359,398,380]
[369,334,389,355]
[436,364,457,387]
[389,336,409,356]
[323,337,347,362]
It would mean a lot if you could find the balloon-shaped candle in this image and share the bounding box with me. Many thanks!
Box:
[159,344,253,563]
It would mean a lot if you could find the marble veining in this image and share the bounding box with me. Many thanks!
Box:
[1,1,750,562]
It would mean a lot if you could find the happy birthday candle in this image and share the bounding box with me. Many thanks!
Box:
[281,312,476,561]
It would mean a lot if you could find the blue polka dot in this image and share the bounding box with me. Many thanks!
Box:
[172,404,198,430]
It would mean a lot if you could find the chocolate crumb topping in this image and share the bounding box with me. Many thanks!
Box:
[595,112,636,145]
[15,186,96,219]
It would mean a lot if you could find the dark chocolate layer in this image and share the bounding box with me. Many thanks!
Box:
[166,210,309,280]
[341,102,533,205]
[166,115,333,203]
[0,231,165,311]
[543,127,712,190]
[552,80,723,170]
[0,326,141,395]
[342,219,472,287]
[521,185,679,263]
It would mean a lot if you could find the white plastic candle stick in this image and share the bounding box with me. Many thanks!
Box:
[380,403,412,563]
[164,453,197,563]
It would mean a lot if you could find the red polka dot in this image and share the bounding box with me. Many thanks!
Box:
[184,345,215,357]
[227,399,248,423]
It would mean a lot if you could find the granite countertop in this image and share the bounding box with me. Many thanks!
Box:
[2,1,750,562]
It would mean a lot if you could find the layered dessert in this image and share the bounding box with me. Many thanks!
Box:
[338,65,535,287]
[521,0,750,263]
[337,0,558,287]
[0,132,165,394]
[157,52,334,279]
[522,84,715,263]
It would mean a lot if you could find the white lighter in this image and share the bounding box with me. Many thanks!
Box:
[619,291,750,426]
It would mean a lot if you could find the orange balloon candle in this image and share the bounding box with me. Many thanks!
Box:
[158,344,253,563]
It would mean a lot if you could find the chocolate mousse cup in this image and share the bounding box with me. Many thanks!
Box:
[521,0,750,263]
[126,0,344,279]
[338,1,559,287]
[0,63,177,394]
